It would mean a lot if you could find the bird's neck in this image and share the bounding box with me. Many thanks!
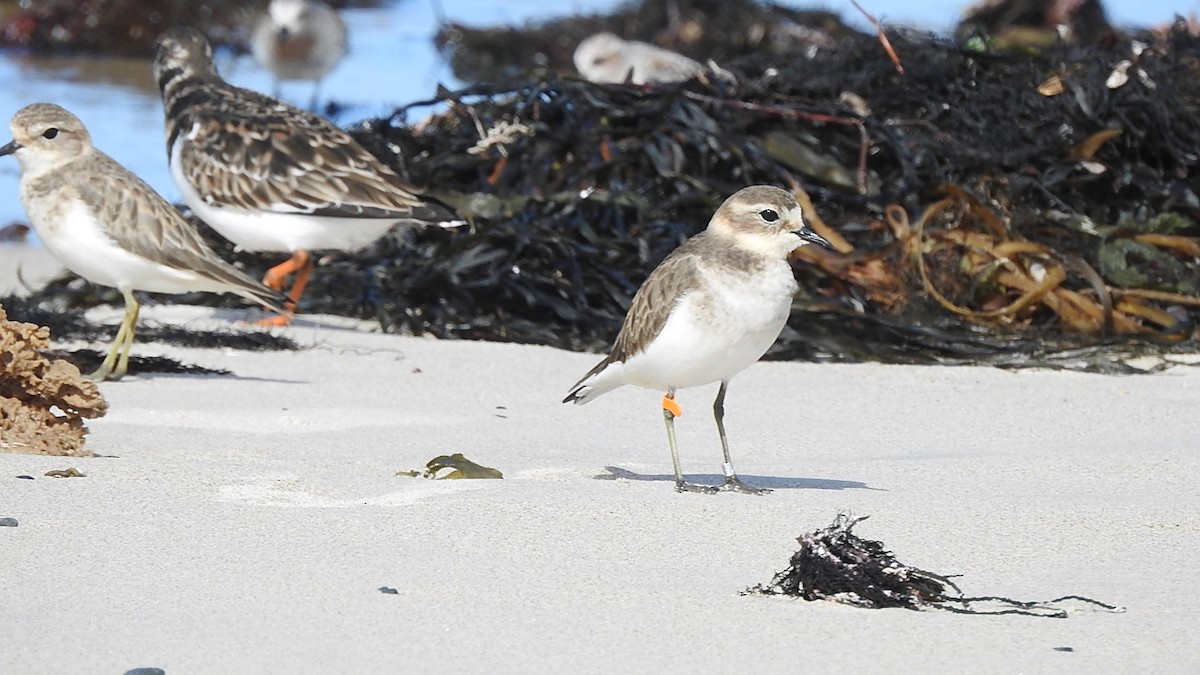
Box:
[157,65,220,105]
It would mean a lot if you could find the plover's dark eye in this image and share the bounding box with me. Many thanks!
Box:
[42,128,58,140]
[758,208,779,222]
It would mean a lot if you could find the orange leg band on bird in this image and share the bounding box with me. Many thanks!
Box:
[256,249,312,326]
[661,395,682,418]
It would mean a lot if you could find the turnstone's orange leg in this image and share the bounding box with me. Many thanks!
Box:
[261,250,305,292]
[256,250,311,326]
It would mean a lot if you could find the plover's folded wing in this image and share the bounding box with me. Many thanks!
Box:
[76,152,288,312]
[607,249,705,365]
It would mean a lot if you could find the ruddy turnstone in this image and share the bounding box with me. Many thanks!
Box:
[573,32,703,85]
[0,103,288,381]
[563,186,833,494]
[251,0,347,108]
[153,26,460,327]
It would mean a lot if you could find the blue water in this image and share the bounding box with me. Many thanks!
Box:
[0,0,1191,236]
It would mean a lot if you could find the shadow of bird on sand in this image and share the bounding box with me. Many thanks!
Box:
[594,466,879,491]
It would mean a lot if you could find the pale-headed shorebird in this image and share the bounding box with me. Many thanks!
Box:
[564,186,833,494]
[573,32,703,85]
[0,103,288,381]
[251,0,347,108]
[153,26,460,327]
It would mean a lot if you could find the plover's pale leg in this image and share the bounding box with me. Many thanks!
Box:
[112,289,140,380]
[258,249,311,326]
[712,381,770,495]
[662,394,718,494]
[92,288,140,381]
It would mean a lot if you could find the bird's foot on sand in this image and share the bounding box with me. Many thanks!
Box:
[719,476,771,495]
[675,481,720,495]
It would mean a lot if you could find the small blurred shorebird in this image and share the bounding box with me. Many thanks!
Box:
[251,0,347,108]
[0,103,287,381]
[153,26,460,326]
[564,186,833,494]
[573,32,703,85]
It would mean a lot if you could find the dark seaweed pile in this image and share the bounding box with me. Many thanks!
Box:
[744,514,951,609]
[18,0,1200,370]
[304,9,1200,368]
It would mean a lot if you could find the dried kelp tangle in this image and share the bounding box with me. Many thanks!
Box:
[745,514,1125,618]
[0,303,107,457]
[746,514,950,609]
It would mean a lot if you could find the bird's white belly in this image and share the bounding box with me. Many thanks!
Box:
[34,201,224,295]
[169,138,396,253]
[621,270,795,391]
[189,199,396,253]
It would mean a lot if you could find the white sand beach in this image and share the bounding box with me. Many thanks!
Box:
[2,247,1199,673]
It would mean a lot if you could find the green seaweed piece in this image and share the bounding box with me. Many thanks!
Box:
[423,453,504,480]
[1098,238,1200,294]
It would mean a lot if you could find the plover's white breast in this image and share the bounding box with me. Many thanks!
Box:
[599,258,797,391]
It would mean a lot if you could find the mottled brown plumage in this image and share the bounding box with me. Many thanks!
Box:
[155,27,452,223]
[153,26,459,324]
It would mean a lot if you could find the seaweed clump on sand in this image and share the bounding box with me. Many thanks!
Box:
[0,303,107,457]
[744,514,1124,618]
[283,0,1200,370]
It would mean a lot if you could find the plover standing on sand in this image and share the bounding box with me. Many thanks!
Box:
[573,32,703,85]
[153,26,460,326]
[0,103,288,381]
[251,0,347,108]
[564,186,833,494]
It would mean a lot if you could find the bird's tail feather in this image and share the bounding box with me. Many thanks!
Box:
[236,284,289,316]
[563,358,623,405]
[202,264,289,314]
